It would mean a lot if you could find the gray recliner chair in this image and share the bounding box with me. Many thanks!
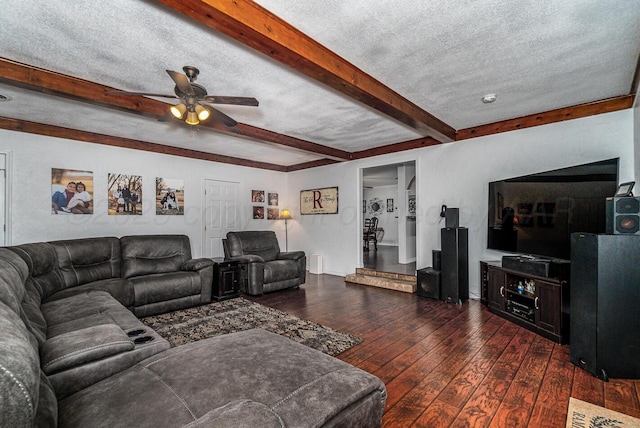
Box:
[224,231,306,295]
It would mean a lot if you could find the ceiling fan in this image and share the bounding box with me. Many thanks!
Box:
[109,66,259,127]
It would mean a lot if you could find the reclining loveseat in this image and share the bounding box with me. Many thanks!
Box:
[0,234,387,427]
[225,230,306,295]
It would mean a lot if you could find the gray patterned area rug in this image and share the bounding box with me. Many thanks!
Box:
[566,397,640,428]
[141,297,362,356]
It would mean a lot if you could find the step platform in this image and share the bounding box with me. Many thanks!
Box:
[345,268,416,293]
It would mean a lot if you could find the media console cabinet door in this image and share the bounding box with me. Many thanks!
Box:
[487,268,506,311]
[535,281,562,334]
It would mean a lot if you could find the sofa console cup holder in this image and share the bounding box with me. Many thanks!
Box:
[133,336,154,344]
[127,329,146,337]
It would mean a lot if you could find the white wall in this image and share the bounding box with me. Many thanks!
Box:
[635,94,639,185]
[1,109,634,291]
[0,130,288,257]
[289,109,635,296]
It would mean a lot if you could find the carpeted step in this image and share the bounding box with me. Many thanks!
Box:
[345,269,416,293]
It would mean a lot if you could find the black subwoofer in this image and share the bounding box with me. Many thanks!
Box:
[416,268,441,300]
[570,232,640,380]
[606,197,640,235]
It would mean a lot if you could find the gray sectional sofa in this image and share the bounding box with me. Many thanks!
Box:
[0,234,387,427]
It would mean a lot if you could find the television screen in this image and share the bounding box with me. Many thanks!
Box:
[487,158,619,260]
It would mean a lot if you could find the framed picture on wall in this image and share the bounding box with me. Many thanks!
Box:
[108,173,142,215]
[156,177,184,215]
[252,190,265,203]
[51,168,94,215]
[387,198,394,212]
[408,195,416,215]
[253,206,265,219]
[268,192,278,206]
[300,186,338,215]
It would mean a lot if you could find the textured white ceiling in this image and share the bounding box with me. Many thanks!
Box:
[0,0,638,168]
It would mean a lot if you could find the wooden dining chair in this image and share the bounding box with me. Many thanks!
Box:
[363,216,379,251]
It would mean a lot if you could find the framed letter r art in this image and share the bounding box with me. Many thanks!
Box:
[300,187,338,215]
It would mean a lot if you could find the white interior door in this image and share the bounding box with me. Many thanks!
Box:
[203,179,239,258]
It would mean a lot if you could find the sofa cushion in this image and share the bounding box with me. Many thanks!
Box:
[7,242,64,300]
[35,371,58,427]
[44,277,134,308]
[41,291,141,332]
[120,235,192,278]
[50,237,121,287]
[131,272,202,306]
[226,231,280,262]
[0,248,30,313]
[21,279,48,345]
[183,400,284,428]
[41,324,135,375]
[0,302,42,428]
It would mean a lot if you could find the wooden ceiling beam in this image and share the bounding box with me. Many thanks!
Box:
[153,0,455,142]
[456,95,635,141]
[350,136,442,160]
[0,58,349,160]
[285,159,341,172]
[0,117,288,171]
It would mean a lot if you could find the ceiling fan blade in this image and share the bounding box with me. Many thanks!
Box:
[108,90,178,98]
[202,95,259,106]
[207,106,238,127]
[166,70,195,96]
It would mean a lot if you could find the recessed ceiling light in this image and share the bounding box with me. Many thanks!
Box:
[0,94,13,102]
[482,93,497,104]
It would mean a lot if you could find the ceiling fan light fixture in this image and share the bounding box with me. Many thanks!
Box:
[185,110,199,125]
[170,103,187,119]
[195,104,210,121]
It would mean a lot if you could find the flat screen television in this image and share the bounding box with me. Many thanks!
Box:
[487,158,619,260]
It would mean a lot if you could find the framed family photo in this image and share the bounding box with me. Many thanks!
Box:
[51,168,94,215]
[156,177,184,215]
[108,173,142,215]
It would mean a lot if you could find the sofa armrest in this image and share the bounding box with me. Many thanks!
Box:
[278,251,307,285]
[228,254,264,264]
[227,255,265,295]
[41,324,134,375]
[277,251,305,261]
[182,258,214,271]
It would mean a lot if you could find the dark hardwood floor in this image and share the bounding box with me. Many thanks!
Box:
[363,245,417,276]
[247,274,640,427]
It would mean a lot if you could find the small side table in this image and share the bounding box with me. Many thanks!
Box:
[211,258,240,301]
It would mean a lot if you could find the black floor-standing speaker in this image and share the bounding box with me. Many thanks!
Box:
[441,227,469,304]
[570,232,640,381]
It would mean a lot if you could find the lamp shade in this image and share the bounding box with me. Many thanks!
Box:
[185,110,199,125]
[280,209,292,220]
[195,104,210,121]
[169,103,187,119]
